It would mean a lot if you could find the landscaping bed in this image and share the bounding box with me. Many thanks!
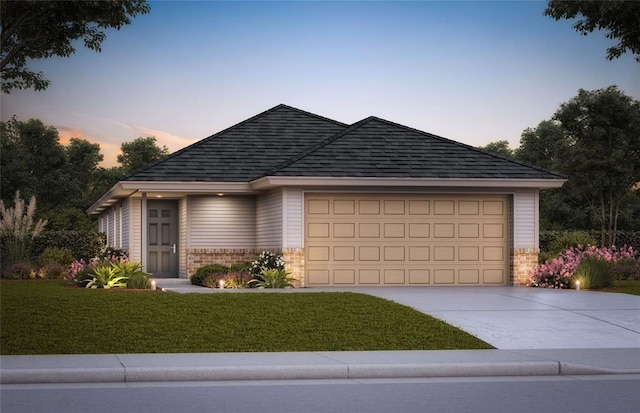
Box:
[0,280,493,355]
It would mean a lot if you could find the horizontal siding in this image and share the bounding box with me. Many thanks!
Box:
[130,198,142,263]
[107,208,115,248]
[189,196,256,248]
[514,191,537,249]
[256,189,282,248]
[179,197,188,278]
[285,188,304,248]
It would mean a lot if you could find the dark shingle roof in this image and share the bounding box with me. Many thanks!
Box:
[125,104,347,182]
[268,117,565,180]
[126,105,565,183]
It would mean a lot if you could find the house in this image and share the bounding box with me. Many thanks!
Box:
[88,104,566,286]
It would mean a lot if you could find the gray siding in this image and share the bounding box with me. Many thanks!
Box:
[130,198,142,263]
[189,196,256,248]
[284,188,303,248]
[121,200,130,250]
[514,190,538,249]
[256,189,283,248]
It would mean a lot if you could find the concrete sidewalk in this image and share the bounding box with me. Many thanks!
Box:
[2,349,640,384]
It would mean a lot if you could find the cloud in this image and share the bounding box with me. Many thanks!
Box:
[56,125,85,145]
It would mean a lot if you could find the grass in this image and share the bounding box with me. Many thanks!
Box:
[601,280,640,296]
[0,280,492,355]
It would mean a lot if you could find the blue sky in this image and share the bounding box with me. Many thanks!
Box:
[2,0,638,166]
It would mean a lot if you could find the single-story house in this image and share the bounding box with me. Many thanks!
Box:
[88,104,566,286]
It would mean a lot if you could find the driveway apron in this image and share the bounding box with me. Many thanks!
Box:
[320,287,640,349]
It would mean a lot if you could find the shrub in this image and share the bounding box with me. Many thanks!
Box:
[249,268,295,289]
[126,271,151,289]
[68,258,101,286]
[229,261,252,273]
[83,265,128,289]
[39,263,67,279]
[32,231,106,261]
[111,261,150,289]
[548,231,597,255]
[573,257,614,289]
[99,247,129,262]
[250,251,284,275]
[1,262,34,279]
[39,247,74,267]
[613,259,640,280]
[529,245,638,288]
[202,271,252,289]
[190,264,229,286]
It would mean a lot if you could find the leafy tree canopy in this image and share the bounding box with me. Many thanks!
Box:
[545,0,640,62]
[0,0,150,93]
[478,140,515,159]
[117,136,169,175]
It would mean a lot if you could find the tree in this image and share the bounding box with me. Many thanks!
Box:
[553,86,640,246]
[544,0,640,62]
[117,136,169,175]
[0,0,150,93]
[516,120,566,170]
[478,140,515,158]
[65,138,104,209]
[0,117,67,208]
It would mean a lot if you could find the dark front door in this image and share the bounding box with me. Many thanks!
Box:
[147,200,178,278]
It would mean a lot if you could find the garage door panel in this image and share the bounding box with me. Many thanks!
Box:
[384,269,405,284]
[409,269,430,284]
[305,194,509,286]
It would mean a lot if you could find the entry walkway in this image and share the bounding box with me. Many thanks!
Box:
[156,279,640,349]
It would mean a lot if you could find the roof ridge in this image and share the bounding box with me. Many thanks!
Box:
[257,116,378,178]
[361,116,568,179]
[125,104,348,180]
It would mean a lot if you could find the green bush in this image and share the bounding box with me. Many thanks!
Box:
[613,259,640,281]
[83,265,128,289]
[202,271,252,289]
[39,263,67,279]
[573,257,614,289]
[1,263,33,279]
[229,261,252,273]
[32,231,106,261]
[190,264,229,286]
[112,261,150,289]
[548,231,597,255]
[39,247,74,267]
[249,268,295,289]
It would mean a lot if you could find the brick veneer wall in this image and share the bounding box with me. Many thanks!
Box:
[186,248,305,286]
[511,248,539,286]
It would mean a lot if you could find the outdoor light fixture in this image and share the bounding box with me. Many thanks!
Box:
[219,279,225,289]
[217,193,224,197]
[575,280,580,291]
[151,280,157,290]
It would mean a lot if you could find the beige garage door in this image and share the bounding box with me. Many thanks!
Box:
[305,194,509,286]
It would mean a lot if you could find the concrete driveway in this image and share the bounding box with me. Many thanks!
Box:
[321,287,640,349]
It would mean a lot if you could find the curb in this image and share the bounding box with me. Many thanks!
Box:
[2,350,639,385]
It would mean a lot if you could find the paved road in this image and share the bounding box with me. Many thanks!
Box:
[3,375,639,413]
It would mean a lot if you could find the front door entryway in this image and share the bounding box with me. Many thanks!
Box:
[147,200,178,278]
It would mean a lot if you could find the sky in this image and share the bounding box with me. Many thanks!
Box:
[1,0,638,167]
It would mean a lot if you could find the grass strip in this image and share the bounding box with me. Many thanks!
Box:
[0,280,492,354]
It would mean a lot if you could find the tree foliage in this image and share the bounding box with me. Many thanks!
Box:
[117,136,169,175]
[544,0,640,62]
[0,0,150,92]
[478,140,515,159]
[511,86,640,245]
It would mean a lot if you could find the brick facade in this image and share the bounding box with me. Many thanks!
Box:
[186,248,305,286]
[511,248,539,286]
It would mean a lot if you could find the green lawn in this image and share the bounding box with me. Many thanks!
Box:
[0,280,492,355]
[602,280,640,296]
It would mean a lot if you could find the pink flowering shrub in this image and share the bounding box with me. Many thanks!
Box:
[68,255,128,286]
[529,245,639,288]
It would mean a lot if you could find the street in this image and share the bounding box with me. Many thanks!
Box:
[2,375,639,413]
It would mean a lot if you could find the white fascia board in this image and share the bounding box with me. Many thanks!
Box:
[87,181,255,215]
[251,176,567,190]
[119,181,255,193]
